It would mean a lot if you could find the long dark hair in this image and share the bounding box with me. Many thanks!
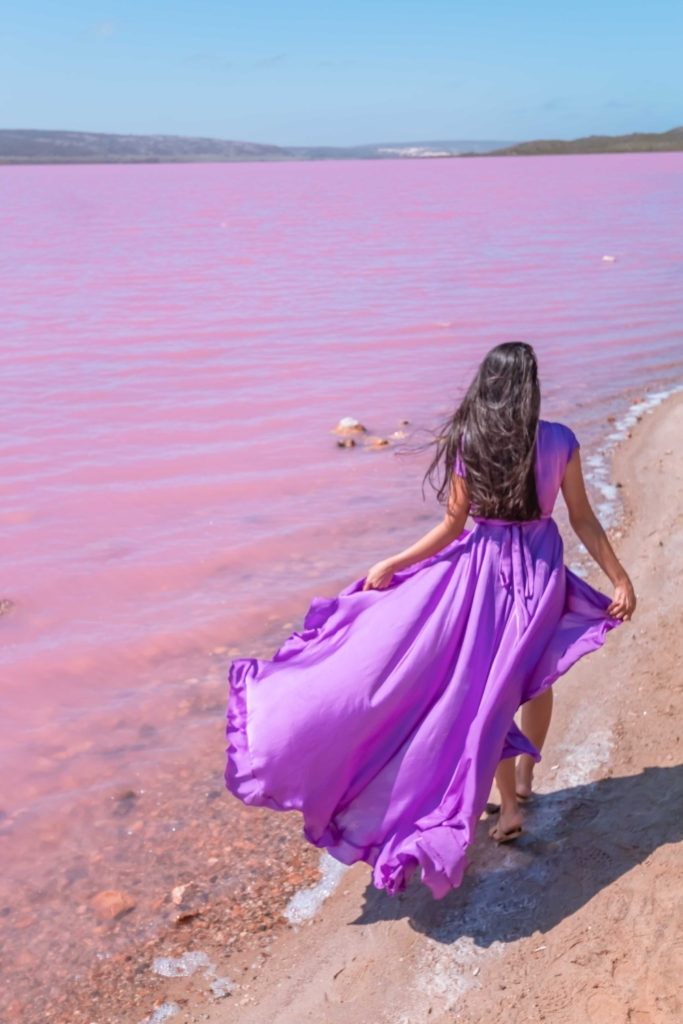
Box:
[425,341,541,521]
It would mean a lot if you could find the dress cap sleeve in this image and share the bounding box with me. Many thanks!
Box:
[562,424,580,464]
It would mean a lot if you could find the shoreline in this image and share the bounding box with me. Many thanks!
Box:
[140,389,683,1024]
[5,387,683,1024]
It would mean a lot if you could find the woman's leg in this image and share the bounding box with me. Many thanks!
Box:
[516,688,553,798]
[490,757,524,840]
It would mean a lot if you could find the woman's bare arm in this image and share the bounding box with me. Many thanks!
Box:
[561,448,636,620]
[362,473,470,591]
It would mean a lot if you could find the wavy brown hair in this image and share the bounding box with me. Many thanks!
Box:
[425,341,541,521]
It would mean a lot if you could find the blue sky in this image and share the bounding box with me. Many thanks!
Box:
[3,1,682,145]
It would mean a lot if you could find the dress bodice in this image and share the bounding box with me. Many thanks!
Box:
[533,420,580,517]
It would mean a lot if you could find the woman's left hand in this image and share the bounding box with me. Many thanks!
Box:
[362,560,395,591]
[607,576,637,621]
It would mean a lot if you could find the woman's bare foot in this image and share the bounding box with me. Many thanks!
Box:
[489,806,524,843]
[515,754,535,800]
[485,755,534,814]
[491,758,525,841]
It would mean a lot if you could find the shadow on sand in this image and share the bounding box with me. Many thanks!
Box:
[352,764,683,947]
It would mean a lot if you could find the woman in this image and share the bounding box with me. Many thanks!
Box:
[226,342,635,898]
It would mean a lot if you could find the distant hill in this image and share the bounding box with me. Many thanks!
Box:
[0,129,288,163]
[489,126,683,156]
[0,129,510,164]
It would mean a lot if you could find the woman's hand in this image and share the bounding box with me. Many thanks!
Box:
[607,577,636,621]
[562,450,636,621]
[361,477,470,593]
[362,560,395,591]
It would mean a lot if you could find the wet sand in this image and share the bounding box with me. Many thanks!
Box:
[5,390,682,1024]
[146,390,682,1024]
[2,655,323,1024]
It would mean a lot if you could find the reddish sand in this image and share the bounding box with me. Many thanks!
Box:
[127,390,682,1024]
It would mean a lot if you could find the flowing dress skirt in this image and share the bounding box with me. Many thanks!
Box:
[225,515,619,898]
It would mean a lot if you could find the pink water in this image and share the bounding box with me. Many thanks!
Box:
[1,155,682,1012]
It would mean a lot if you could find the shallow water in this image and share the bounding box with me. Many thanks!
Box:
[1,153,682,1019]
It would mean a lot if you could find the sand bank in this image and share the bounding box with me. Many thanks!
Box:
[65,390,682,1024]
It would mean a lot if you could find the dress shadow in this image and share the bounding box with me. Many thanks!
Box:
[351,763,683,947]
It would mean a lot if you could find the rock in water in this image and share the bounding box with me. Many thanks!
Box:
[332,417,366,435]
[169,880,209,923]
[90,889,136,920]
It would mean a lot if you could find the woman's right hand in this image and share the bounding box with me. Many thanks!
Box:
[362,560,396,591]
[360,482,469,594]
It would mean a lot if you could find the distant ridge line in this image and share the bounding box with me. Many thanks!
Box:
[0,129,508,164]
[488,126,683,156]
[0,127,681,164]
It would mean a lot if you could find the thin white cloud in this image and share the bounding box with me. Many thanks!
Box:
[317,58,360,69]
[250,54,286,69]
[92,21,117,38]
[183,52,233,69]
[180,52,281,72]
[541,97,571,113]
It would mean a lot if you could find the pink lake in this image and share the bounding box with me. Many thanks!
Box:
[0,153,682,1017]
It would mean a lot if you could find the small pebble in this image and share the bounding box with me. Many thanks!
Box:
[90,890,136,920]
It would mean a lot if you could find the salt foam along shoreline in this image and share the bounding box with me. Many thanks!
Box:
[582,383,683,528]
[280,383,683,927]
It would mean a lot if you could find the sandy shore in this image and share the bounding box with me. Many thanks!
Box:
[105,391,683,1024]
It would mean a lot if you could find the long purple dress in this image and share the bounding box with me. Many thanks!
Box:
[225,421,620,898]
